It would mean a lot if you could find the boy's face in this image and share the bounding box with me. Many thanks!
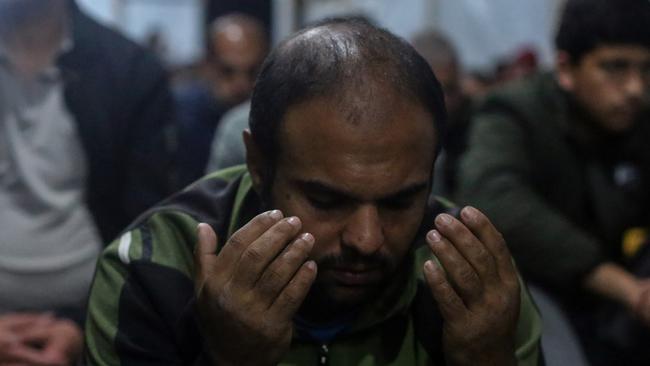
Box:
[558,45,650,132]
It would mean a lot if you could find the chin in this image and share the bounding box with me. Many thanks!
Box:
[304,281,381,316]
[604,118,636,133]
[326,285,378,308]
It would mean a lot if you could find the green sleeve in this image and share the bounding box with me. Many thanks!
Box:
[514,277,543,366]
[85,228,141,366]
[85,211,200,365]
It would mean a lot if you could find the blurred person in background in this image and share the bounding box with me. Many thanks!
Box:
[205,99,251,173]
[458,0,650,364]
[495,47,539,85]
[175,13,268,186]
[460,71,496,100]
[0,0,176,364]
[411,30,473,197]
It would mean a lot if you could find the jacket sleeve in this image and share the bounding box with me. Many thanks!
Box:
[514,276,543,366]
[85,212,202,366]
[120,53,178,220]
[456,109,606,289]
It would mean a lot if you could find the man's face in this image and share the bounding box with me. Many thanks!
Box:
[558,45,650,132]
[211,29,266,106]
[264,93,436,310]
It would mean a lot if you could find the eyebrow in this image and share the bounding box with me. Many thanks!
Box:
[295,179,430,202]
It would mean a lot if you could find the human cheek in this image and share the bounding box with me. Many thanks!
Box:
[382,213,423,257]
[297,218,341,259]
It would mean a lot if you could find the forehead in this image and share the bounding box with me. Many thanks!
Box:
[212,29,265,64]
[582,45,650,63]
[276,93,436,198]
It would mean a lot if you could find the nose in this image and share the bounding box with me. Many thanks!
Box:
[341,204,384,256]
[624,70,645,99]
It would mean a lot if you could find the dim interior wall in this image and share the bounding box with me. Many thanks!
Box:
[77,0,204,66]
[272,0,562,73]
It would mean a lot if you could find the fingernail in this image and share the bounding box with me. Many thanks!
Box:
[427,230,441,242]
[305,260,317,271]
[436,214,452,226]
[287,216,301,227]
[424,260,436,272]
[461,206,478,222]
[269,210,283,220]
[300,232,314,245]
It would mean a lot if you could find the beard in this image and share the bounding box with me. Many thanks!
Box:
[297,248,407,324]
[257,181,413,323]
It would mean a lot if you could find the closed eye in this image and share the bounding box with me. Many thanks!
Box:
[380,198,415,210]
[307,195,344,210]
[297,179,428,212]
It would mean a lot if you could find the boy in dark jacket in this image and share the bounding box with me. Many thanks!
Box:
[458,0,650,364]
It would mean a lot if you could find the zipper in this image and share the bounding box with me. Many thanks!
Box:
[318,343,329,365]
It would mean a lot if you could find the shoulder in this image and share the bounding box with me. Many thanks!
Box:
[478,73,563,123]
[470,73,570,148]
[124,166,255,250]
[216,101,251,136]
[484,73,557,105]
[220,101,252,127]
[87,209,204,364]
[90,167,251,313]
[111,211,198,276]
[63,7,166,82]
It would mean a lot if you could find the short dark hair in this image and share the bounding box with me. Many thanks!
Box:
[555,0,650,63]
[249,17,447,169]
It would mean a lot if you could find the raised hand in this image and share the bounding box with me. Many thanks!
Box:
[423,206,520,366]
[194,210,317,366]
[629,278,650,326]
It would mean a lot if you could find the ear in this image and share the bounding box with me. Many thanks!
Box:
[555,51,575,92]
[243,129,266,195]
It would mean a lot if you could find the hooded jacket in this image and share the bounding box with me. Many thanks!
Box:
[85,166,542,365]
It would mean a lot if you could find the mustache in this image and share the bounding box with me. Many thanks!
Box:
[316,251,393,271]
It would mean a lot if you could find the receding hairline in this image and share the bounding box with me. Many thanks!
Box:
[279,23,366,61]
[278,26,429,127]
[248,17,447,172]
